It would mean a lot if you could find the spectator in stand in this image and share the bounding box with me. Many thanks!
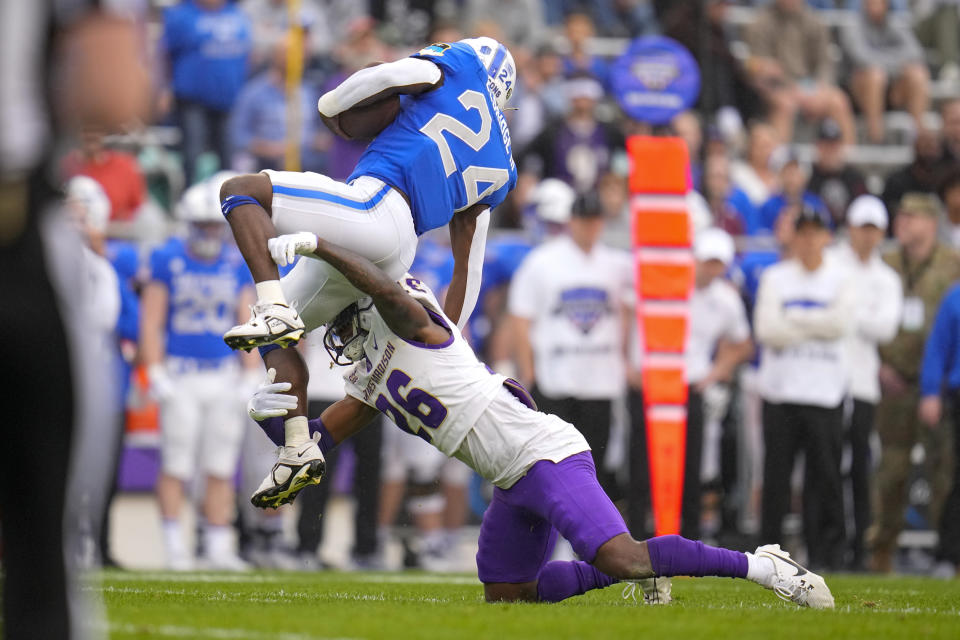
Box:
[755,155,828,235]
[508,193,633,501]
[701,152,756,235]
[685,228,754,539]
[938,170,960,249]
[871,192,960,573]
[842,0,929,143]
[882,128,944,221]
[673,110,704,189]
[229,37,328,173]
[730,121,781,209]
[754,204,855,571]
[919,282,960,578]
[938,98,960,170]
[465,0,546,50]
[744,0,855,144]
[808,118,868,227]
[161,0,252,183]
[520,74,624,194]
[915,0,960,83]
[828,195,903,570]
[63,129,147,223]
[561,11,609,87]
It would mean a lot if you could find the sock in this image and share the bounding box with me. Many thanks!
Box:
[285,416,309,447]
[536,561,617,603]
[745,552,777,588]
[258,415,334,454]
[162,519,185,559]
[204,524,233,559]
[645,535,748,579]
[255,280,286,305]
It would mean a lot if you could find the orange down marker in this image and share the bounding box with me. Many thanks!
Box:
[629,136,693,536]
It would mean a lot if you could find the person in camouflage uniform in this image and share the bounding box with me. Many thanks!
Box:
[871,193,960,573]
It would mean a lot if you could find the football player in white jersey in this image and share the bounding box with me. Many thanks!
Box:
[246,232,835,609]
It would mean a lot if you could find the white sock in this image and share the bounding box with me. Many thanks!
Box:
[285,416,309,447]
[162,519,185,559]
[204,524,233,559]
[255,280,287,305]
[745,552,776,588]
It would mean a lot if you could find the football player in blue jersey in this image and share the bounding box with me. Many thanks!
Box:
[217,37,518,506]
[141,173,255,570]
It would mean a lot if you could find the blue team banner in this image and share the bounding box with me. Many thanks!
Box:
[611,36,700,125]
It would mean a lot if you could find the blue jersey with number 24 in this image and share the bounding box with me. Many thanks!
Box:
[349,42,517,235]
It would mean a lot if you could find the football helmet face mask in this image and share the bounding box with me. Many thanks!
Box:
[324,299,374,366]
[460,37,515,110]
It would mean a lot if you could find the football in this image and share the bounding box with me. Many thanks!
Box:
[337,94,401,141]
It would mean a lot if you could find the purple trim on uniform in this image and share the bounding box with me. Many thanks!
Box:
[536,561,617,602]
[476,451,627,584]
[399,308,455,350]
[256,415,335,455]
[502,377,537,411]
[645,535,748,579]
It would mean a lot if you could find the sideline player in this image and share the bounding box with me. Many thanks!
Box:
[219,37,518,505]
[141,174,253,570]
[247,232,835,608]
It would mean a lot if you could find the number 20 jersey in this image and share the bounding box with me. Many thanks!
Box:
[342,276,507,458]
[348,42,518,236]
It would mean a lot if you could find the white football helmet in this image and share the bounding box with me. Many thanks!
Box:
[177,171,239,224]
[324,298,374,366]
[461,37,516,110]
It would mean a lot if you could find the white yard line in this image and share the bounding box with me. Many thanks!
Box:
[100,572,479,586]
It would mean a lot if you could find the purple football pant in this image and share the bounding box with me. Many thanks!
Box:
[476,451,628,584]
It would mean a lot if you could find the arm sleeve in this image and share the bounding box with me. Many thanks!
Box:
[317,57,442,117]
[920,292,956,396]
[149,248,171,286]
[507,255,540,319]
[753,270,804,348]
[455,208,490,330]
[786,276,856,340]
[856,268,904,344]
[724,286,752,343]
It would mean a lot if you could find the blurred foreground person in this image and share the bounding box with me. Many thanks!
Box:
[248,232,835,608]
[141,175,253,570]
[0,3,148,638]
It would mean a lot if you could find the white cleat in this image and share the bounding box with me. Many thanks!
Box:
[201,552,251,572]
[224,301,304,351]
[251,434,325,509]
[754,544,835,609]
[622,577,672,605]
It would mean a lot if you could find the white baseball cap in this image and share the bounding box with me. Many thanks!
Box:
[531,178,576,224]
[846,194,888,230]
[693,227,735,265]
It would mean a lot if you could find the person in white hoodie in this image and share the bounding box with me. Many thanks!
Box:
[828,195,903,570]
[754,203,856,570]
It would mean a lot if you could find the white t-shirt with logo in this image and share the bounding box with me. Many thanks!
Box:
[508,236,633,399]
[754,256,856,408]
[687,278,751,385]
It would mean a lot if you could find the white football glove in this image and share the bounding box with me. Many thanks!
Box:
[147,363,176,402]
[248,367,299,421]
[268,232,318,267]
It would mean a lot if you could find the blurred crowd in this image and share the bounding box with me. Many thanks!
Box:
[54,0,960,578]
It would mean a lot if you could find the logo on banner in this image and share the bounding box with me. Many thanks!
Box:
[611,36,700,125]
[554,287,611,334]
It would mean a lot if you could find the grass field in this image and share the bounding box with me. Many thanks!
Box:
[97,570,960,639]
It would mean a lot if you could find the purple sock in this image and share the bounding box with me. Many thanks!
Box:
[535,561,617,603]
[645,535,747,579]
[257,416,335,455]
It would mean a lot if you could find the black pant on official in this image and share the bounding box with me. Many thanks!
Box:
[625,386,704,539]
[937,389,960,565]
[296,400,383,557]
[847,399,875,565]
[761,401,845,569]
[533,389,620,501]
[0,196,74,639]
